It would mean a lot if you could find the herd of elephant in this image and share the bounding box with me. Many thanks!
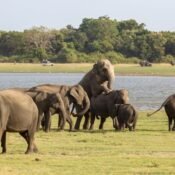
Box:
[0,59,175,154]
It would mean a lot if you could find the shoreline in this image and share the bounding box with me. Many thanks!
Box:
[0,63,175,76]
[0,72,175,77]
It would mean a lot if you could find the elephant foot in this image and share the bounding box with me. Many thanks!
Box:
[74,122,81,130]
[33,146,38,153]
[1,150,6,154]
[25,149,33,154]
[99,126,103,130]
[83,125,88,130]
[69,129,77,132]
[74,127,80,130]
[44,129,50,133]
[89,126,94,130]
[57,128,64,132]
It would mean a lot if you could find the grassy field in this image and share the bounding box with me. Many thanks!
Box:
[0,63,175,76]
[0,111,175,175]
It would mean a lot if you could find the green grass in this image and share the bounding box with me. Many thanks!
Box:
[115,64,175,76]
[0,63,175,76]
[0,111,175,175]
[0,63,91,73]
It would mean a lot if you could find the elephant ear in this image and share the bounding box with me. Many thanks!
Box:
[35,91,48,102]
[50,93,62,105]
[92,63,98,74]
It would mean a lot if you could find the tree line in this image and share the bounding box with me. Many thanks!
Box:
[0,16,175,63]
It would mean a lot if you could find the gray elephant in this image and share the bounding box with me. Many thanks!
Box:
[147,94,175,131]
[74,59,115,130]
[114,104,138,131]
[28,84,90,131]
[0,90,38,154]
[89,89,129,130]
[26,91,68,132]
[139,60,152,67]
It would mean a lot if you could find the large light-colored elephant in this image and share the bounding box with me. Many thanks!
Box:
[28,84,90,131]
[74,59,115,130]
[79,59,115,97]
[0,90,38,154]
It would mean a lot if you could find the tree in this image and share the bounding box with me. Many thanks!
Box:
[23,26,53,57]
[79,17,118,53]
[0,32,24,56]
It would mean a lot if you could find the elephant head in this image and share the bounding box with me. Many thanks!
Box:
[114,89,129,104]
[93,59,115,89]
[29,91,68,132]
[69,85,90,116]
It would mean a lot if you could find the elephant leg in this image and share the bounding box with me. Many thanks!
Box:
[24,131,36,154]
[125,122,132,131]
[44,111,51,132]
[121,123,125,131]
[128,125,133,131]
[168,117,173,131]
[74,115,83,130]
[89,113,95,130]
[57,114,62,129]
[99,117,106,130]
[83,112,90,130]
[173,119,175,131]
[113,117,119,130]
[1,131,6,153]
[58,113,66,131]
[117,122,123,131]
[132,120,137,131]
[41,116,45,130]
[36,113,44,131]
[19,131,37,153]
[58,114,64,129]
[66,116,73,131]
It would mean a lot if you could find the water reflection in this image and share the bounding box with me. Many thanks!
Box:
[0,73,175,110]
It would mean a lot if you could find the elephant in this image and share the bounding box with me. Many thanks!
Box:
[74,59,115,130]
[89,89,129,130]
[0,90,38,154]
[28,84,90,131]
[170,60,175,66]
[26,91,68,132]
[147,94,175,131]
[114,104,138,131]
[139,60,152,67]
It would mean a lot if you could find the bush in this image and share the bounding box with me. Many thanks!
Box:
[56,48,78,63]
[33,48,48,61]
[161,54,175,63]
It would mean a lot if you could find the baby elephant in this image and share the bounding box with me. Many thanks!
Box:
[114,104,138,131]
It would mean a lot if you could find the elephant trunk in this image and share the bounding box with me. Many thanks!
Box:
[76,95,90,116]
[107,67,115,89]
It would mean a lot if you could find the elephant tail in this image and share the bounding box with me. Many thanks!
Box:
[147,95,172,117]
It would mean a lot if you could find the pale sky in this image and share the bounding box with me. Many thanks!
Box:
[0,0,174,31]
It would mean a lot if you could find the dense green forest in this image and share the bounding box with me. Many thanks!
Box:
[0,16,175,63]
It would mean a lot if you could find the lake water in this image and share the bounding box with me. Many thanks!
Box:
[0,73,175,110]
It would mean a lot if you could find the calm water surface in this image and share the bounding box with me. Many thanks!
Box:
[0,73,175,110]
